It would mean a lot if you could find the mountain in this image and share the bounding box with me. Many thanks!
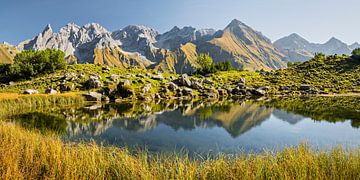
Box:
[275,33,359,62]
[8,19,287,72]
[196,19,286,70]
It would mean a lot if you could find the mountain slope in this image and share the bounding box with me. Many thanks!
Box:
[197,19,286,71]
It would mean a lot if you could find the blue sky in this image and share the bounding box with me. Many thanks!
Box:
[1,0,359,44]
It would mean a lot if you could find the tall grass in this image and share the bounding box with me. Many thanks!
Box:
[0,123,360,179]
[0,94,85,118]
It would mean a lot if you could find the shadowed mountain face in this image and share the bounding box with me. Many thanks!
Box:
[275,33,360,62]
[7,19,287,72]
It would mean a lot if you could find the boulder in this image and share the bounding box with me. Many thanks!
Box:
[251,88,266,96]
[113,81,135,99]
[84,77,102,89]
[102,66,111,72]
[239,77,246,85]
[45,88,57,95]
[299,84,312,91]
[167,82,179,91]
[123,79,131,86]
[152,74,164,81]
[179,74,192,87]
[191,80,203,90]
[110,74,120,82]
[23,89,39,95]
[83,92,102,101]
[59,83,75,92]
[182,87,193,96]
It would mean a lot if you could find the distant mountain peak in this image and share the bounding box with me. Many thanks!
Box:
[228,19,246,27]
[42,24,53,34]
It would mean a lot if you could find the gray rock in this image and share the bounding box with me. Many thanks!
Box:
[59,83,75,92]
[102,66,111,72]
[83,92,102,101]
[239,77,246,85]
[251,88,266,96]
[167,82,179,91]
[179,74,192,87]
[23,89,39,95]
[84,77,102,89]
[152,74,164,81]
[182,87,193,96]
[45,88,57,94]
[123,79,131,86]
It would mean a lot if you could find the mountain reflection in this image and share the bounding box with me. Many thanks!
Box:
[5,96,360,137]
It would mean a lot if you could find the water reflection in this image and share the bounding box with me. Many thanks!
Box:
[4,96,360,154]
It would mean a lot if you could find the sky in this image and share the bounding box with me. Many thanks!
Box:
[0,0,359,45]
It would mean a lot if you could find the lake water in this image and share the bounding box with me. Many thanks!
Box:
[6,97,360,155]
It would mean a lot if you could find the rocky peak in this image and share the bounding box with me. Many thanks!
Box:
[274,33,311,50]
[227,19,247,28]
[111,25,158,54]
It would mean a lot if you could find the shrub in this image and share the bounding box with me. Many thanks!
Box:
[196,54,233,75]
[1,49,66,81]
[351,48,360,59]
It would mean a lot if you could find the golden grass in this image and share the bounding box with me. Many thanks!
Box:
[0,122,360,179]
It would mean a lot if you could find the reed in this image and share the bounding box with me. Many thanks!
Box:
[0,122,359,179]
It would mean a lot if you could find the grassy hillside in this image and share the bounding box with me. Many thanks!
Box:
[264,54,360,94]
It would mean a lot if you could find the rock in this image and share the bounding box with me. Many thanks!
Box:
[84,77,102,89]
[259,86,271,90]
[123,79,131,86]
[45,88,57,94]
[167,82,179,91]
[23,89,39,95]
[237,83,246,89]
[152,74,164,81]
[59,83,75,92]
[179,74,192,87]
[191,79,203,90]
[182,87,193,96]
[102,66,111,72]
[299,84,312,91]
[142,84,152,94]
[110,74,120,82]
[203,79,213,85]
[239,77,246,85]
[83,92,102,101]
[7,81,15,86]
[251,88,266,96]
[112,82,135,99]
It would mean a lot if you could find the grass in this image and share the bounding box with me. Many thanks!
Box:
[0,123,359,179]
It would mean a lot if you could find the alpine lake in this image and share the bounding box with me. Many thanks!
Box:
[2,95,360,156]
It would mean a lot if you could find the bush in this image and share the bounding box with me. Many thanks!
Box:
[196,54,233,75]
[351,48,360,59]
[1,49,66,81]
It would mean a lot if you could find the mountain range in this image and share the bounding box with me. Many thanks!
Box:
[1,19,359,72]
[1,19,287,73]
[274,33,360,62]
